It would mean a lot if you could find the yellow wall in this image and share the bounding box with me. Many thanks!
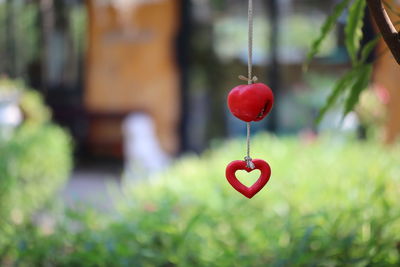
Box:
[85,0,180,155]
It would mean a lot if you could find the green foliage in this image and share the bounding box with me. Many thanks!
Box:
[304,0,350,69]
[0,1,86,78]
[359,37,380,64]
[0,77,51,126]
[316,66,362,123]
[0,124,72,223]
[0,78,24,97]
[0,80,72,250]
[316,63,373,123]
[344,63,373,116]
[0,1,39,77]
[3,134,400,266]
[19,90,51,125]
[306,0,379,123]
[345,0,366,64]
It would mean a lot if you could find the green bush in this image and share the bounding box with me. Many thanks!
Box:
[3,135,400,266]
[0,80,72,252]
[0,124,72,223]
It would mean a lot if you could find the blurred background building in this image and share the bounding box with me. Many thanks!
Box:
[0,0,396,164]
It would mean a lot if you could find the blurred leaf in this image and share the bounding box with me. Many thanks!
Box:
[359,37,380,64]
[316,66,361,123]
[345,0,366,64]
[304,0,350,70]
[343,64,373,116]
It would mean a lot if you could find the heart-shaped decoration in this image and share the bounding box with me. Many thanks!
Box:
[227,83,274,122]
[225,159,271,199]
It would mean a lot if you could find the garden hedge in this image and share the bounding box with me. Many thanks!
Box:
[0,87,72,248]
[3,134,400,266]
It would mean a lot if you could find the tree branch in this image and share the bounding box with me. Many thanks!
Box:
[367,0,400,64]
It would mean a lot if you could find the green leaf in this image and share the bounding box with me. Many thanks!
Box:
[345,0,366,64]
[343,64,373,116]
[359,37,380,64]
[304,0,351,71]
[316,66,362,124]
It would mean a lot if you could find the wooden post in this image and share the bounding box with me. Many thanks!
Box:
[372,0,400,143]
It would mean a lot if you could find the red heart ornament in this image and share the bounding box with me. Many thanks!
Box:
[225,159,271,199]
[227,83,274,122]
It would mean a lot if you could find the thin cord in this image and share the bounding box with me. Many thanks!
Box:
[245,0,255,169]
[246,122,251,158]
[247,0,253,86]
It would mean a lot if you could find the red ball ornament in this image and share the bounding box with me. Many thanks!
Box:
[227,83,274,122]
[225,159,271,199]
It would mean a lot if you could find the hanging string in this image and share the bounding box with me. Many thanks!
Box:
[244,0,255,169]
[247,0,253,85]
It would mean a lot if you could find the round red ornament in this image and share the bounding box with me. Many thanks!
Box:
[227,83,274,122]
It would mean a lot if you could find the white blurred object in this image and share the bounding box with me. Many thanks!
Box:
[0,95,22,140]
[341,112,359,131]
[0,103,22,127]
[122,113,171,181]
